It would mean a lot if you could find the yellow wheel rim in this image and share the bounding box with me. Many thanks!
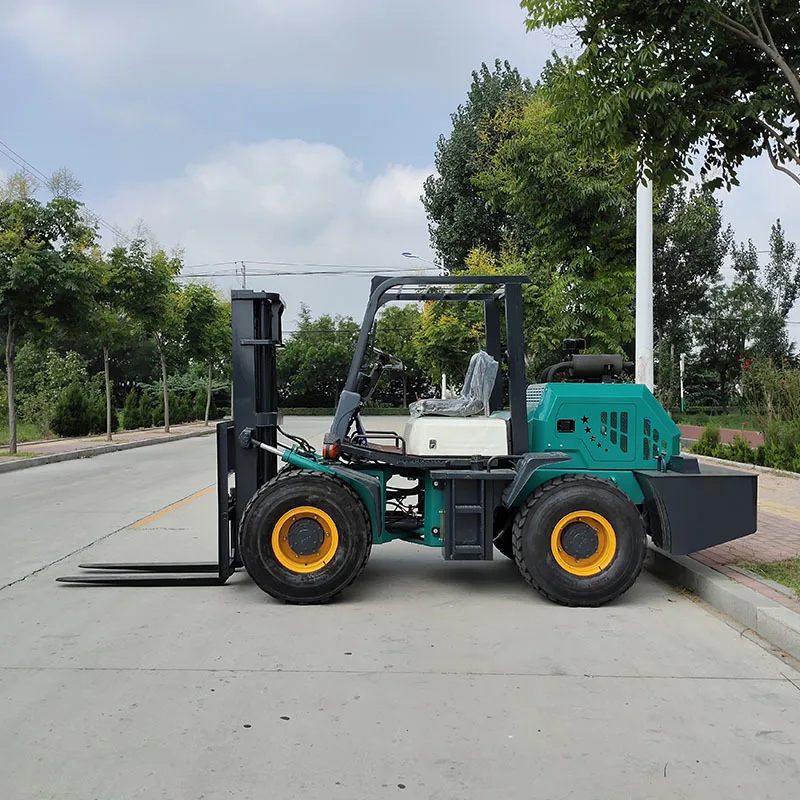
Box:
[271,506,339,574]
[550,510,617,576]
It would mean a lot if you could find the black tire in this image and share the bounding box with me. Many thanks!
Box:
[238,470,372,604]
[512,474,646,607]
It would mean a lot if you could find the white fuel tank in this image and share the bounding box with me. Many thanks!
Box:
[403,417,509,457]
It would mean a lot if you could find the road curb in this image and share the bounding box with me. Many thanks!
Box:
[0,427,216,475]
[645,546,800,662]
[692,452,800,480]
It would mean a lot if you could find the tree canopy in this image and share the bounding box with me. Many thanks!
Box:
[519,0,800,189]
[0,190,97,451]
[422,59,534,272]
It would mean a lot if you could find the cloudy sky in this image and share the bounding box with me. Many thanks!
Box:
[2,0,799,333]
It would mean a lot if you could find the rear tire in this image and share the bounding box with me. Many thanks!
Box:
[238,470,372,604]
[512,475,646,607]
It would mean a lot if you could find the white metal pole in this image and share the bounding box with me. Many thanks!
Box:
[679,353,686,413]
[635,172,654,390]
[441,373,447,399]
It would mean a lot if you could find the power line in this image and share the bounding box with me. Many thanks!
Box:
[177,266,441,280]
[180,260,438,272]
[0,139,49,183]
[0,137,132,244]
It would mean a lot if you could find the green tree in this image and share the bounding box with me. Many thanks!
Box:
[410,247,552,389]
[520,1,800,189]
[731,219,800,356]
[373,304,429,406]
[87,251,133,441]
[0,176,97,452]
[653,185,732,407]
[690,263,782,407]
[14,342,89,435]
[183,283,231,425]
[475,89,638,353]
[422,59,534,272]
[110,239,184,432]
[691,284,749,406]
[277,306,359,407]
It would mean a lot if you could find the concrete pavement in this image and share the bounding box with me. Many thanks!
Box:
[0,435,218,588]
[1,417,799,799]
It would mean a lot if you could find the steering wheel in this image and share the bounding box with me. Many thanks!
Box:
[357,347,392,401]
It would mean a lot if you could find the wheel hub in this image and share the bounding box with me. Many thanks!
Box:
[287,518,325,556]
[271,506,339,574]
[550,510,618,576]
[560,522,599,560]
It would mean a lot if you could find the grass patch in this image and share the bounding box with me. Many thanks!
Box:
[673,412,757,431]
[0,422,46,447]
[740,558,800,596]
[0,451,38,458]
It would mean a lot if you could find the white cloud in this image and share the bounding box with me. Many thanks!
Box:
[101,138,436,322]
[720,154,800,249]
[1,0,553,92]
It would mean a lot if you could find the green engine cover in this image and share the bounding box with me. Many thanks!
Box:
[529,383,681,465]
[520,382,682,505]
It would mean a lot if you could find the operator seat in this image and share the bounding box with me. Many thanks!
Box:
[409,351,499,417]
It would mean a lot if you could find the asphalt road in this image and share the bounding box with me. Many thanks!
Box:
[1,417,799,799]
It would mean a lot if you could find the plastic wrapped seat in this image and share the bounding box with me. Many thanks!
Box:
[409,351,499,417]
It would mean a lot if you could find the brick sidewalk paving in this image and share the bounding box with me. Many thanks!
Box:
[678,423,764,447]
[691,461,800,612]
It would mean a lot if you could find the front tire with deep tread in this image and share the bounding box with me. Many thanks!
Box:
[238,470,372,604]
[512,474,646,607]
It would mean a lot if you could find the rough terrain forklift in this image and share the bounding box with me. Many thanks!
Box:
[60,275,758,606]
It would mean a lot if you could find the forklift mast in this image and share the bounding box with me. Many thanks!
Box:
[229,290,285,527]
[58,289,285,587]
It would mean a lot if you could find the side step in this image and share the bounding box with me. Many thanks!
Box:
[432,469,516,561]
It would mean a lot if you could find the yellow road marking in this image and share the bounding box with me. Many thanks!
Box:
[130,486,214,529]
[758,499,800,524]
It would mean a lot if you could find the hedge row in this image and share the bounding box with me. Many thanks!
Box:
[52,384,120,437]
[48,385,229,438]
[691,422,800,473]
[122,387,225,429]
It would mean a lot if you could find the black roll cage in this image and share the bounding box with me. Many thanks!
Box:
[325,274,532,455]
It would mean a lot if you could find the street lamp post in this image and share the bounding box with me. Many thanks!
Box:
[635,172,654,391]
[401,252,448,275]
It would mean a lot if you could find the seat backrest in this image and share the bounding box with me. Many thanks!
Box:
[408,351,499,418]
[460,351,499,413]
[459,352,480,399]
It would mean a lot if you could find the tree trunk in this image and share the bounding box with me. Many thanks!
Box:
[402,372,408,407]
[103,344,112,442]
[160,348,170,433]
[205,361,213,426]
[5,322,17,455]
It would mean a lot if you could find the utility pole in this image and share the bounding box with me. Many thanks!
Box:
[635,170,654,391]
[240,261,247,289]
